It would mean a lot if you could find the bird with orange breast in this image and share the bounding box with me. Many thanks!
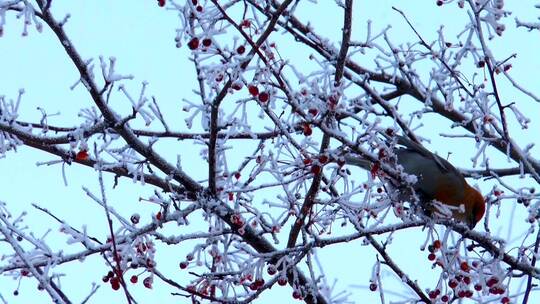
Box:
[344,135,485,229]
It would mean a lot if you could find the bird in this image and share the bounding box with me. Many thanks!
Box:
[344,135,485,229]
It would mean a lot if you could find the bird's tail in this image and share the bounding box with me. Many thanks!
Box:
[343,154,372,171]
[343,135,428,171]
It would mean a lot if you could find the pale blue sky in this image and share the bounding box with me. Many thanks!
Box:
[1,1,539,303]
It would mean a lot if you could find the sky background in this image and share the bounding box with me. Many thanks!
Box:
[1,0,540,303]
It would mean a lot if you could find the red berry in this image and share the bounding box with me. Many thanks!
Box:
[130,275,138,284]
[487,277,499,287]
[258,92,269,103]
[303,158,312,165]
[318,155,329,164]
[267,265,277,275]
[436,0,443,5]
[232,82,243,90]
[463,276,471,285]
[248,85,259,96]
[143,277,153,289]
[474,284,482,291]
[75,150,89,161]
[490,287,504,295]
[110,277,120,290]
[308,108,318,116]
[196,5,203,12]
[433,240,442,249]
[236,45,246,54]
[241,19,251,28]
[428,253,436,261]
[302,125,312,136]
[228,192,234,201]
[234,172,241,179]
[460,261,469,272]
[157,0,165,7]
[377,149,387,160]
[369,283,377,291]
[179,261,188,269]
[231,214,243,226]
[255,279,265,287]
[155,211,162,221]
[501,296,510,304]
[188,38,199,50]
[292,290,302,299]
[441,295,449,302]
[278,277,287,286]
[448,279,458,289]
[370,162,380,178]
[428,290,438,299]
[311,165,321,175]
[202,38,212,47]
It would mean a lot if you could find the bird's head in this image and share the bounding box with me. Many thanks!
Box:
[463,185,485,229]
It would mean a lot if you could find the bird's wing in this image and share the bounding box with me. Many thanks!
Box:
[395,135,461,177]
[395,148,466,203]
